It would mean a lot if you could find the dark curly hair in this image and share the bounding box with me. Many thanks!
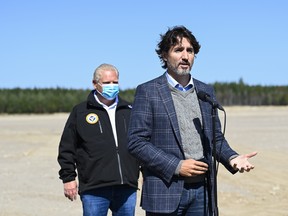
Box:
[155,26,201,69]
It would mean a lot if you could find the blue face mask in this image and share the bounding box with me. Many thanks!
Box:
[99,84,119,100]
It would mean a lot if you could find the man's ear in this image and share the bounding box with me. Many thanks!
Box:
[92,80,98,90]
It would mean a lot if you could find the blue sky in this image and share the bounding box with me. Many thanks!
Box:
[1,1,287,90]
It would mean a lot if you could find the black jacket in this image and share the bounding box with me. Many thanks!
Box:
[58,90,139,194]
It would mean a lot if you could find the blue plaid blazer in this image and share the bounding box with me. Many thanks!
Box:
[128,73,237,213]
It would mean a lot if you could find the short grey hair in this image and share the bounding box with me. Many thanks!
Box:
[93,63,119,83]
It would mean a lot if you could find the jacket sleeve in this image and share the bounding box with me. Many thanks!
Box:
[57,108,78,183]
[127,84,181,183]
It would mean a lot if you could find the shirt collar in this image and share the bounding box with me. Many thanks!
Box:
[165,72,194,91]
[94,91,118,110]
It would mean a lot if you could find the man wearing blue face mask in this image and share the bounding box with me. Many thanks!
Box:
[57,63,140,216]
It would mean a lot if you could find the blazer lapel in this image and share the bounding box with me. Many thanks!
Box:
[157,74,182,146]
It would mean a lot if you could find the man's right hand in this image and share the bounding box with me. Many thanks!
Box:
[64,180,78,201]
[179,159,208,177]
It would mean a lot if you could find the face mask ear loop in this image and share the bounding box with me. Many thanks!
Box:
[94,82,101,95]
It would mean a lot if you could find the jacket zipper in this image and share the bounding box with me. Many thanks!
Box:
[98,119,103,133]
[116,146,124,184]
[115,113,126,185]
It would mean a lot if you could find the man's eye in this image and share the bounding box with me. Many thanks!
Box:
[174,48,182,52]
[187,48,194,53]
[102,81,118,84]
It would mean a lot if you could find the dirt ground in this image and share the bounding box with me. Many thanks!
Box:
[0,106,287,216]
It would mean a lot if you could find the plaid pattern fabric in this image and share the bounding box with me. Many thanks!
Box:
[128,74,238,214]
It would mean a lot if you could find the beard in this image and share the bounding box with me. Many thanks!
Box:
[167,61,192,76]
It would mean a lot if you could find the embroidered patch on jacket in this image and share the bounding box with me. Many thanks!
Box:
[86,113,99,124]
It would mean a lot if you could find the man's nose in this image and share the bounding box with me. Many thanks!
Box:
[182,51,189,59]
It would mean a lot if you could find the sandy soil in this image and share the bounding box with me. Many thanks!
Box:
[0,106,287,216]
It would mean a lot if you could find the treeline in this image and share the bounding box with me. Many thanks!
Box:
[214,80,288,106]
[0,88,90,113]
[0,88,136,114]
[0,81,287,113]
